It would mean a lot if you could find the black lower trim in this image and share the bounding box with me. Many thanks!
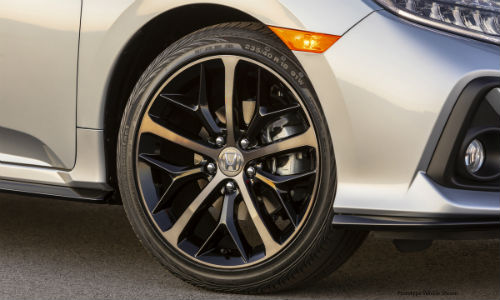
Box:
[0,179,111,202]
[427,76,500,191]
[333,214,500,240]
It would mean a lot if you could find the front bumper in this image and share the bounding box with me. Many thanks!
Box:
[293,10,500,220]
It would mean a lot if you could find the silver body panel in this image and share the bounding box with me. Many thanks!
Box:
[0,0,80,169]
[0,128,108,190]
[0,0,498,218]
[295,10,500,217]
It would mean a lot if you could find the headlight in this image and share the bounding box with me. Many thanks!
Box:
[375,0,500,44]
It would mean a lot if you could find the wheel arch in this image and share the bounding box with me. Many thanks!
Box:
[102,4,263,202]
[81,0,377,202]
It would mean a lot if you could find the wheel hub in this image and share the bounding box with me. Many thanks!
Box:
[217,147,244,177]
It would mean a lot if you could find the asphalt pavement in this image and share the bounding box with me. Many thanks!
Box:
[0,193,498,300]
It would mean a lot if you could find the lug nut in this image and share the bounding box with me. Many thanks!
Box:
[240,138,250,149]
[225,181,236,193]
[206,163,216,175]
[215,136,225,147]
[246,166,256,178]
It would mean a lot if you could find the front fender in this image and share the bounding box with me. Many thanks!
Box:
[77,0,378,129]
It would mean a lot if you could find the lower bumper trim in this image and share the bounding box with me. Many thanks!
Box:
[333,214,500,240]
[0,179,110,202]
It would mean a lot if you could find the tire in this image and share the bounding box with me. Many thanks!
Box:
[117,22,366,293]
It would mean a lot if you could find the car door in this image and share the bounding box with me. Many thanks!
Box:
[0,0,81,169]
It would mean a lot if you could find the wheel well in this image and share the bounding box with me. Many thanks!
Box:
[104,4,259,203]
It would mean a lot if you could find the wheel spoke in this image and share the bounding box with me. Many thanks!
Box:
[163,173,224,246]
[158,64,222,138]
[194,224,222,258]
[222,56,239,146]
[254,170,316,227]
[198,64,223,136]
[195,191,248,262]
[235,175,280,253]
[139,154,207,214]
[255,169,317,191]
[243,127,317,161]
[246,68,302,140]
[159,93,198,112]
[254,173,295,226]
[140,114,219,159]
[138,154,202,176]
[246,104,301,140]
[139,154,206,213]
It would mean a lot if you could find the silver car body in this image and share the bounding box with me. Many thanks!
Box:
[0,0,498,218]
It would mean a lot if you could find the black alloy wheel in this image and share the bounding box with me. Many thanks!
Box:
[117,22,366,293]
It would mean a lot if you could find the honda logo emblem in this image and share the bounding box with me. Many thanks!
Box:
[218,147,244,176]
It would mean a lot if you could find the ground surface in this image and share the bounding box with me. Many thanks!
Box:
[0,193,498,300]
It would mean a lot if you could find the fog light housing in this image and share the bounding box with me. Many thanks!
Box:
[464,139,485,174]
[460,128,500,181]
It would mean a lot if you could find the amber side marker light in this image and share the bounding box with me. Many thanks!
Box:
[268,26,341,53]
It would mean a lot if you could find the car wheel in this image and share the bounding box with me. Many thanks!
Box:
[117,22,366,293]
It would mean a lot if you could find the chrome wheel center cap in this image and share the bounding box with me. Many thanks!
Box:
[218,147,244,177]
